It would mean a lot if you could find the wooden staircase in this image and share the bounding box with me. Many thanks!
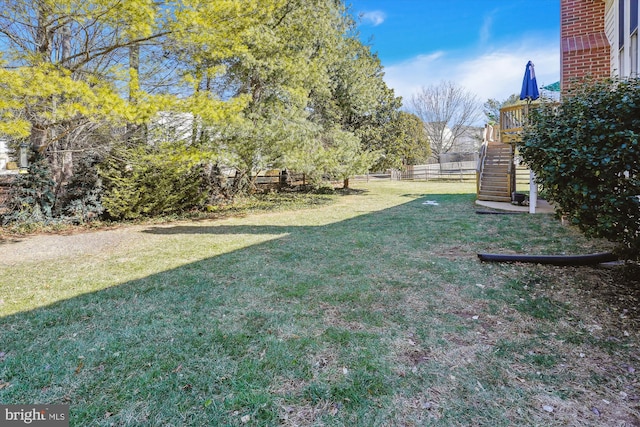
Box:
[476,105,533,203]
[477,103,560,206]
[477,139,512,202]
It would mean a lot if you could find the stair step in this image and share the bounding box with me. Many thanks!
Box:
[479,185,510,193]
[481,182,509,190]
[482,171,508,177]
[480,186,509,193]
[480,191,510,198]
[481,180,509,188]
[478,190,511,196]
[481,174,509,181]
[478,195,512,202]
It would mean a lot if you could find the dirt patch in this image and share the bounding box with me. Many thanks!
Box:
[0,225,148,266]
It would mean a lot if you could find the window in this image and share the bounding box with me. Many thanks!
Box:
[632,32,638,76]
[620,0,626,49]
[630,0,638,76]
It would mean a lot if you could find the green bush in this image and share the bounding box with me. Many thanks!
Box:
[1,153,57,226]
[1,151,105,227]
[99,145,209,220]
[59,152,105,223]
[520,78,640,258]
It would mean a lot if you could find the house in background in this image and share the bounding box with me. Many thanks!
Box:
[0,139,8,171]
[561,0,639,93]
[449,126,483,154]
[477,0,640,207]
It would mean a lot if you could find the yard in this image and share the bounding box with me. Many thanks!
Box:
[0,181,638,426]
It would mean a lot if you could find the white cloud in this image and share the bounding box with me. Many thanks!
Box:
[384,39,560,111]
[479,15,493,45]
[360,11,386,27]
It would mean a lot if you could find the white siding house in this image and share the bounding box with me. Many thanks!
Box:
[0,139,9,171]
[606,0,640,78]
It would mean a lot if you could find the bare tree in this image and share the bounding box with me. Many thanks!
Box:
[408,81,482,162]
[483,93,520,124]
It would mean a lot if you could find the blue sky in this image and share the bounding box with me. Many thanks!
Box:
[349,0,560,106]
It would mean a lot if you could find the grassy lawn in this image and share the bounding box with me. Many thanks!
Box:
[1,181,638,426]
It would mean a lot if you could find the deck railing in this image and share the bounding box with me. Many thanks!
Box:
[499,103,531,144]
[499,102,560,144]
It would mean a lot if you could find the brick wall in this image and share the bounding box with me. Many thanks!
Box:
[561,0,611,93]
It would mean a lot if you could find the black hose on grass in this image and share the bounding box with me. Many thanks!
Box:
[477,252,618,266]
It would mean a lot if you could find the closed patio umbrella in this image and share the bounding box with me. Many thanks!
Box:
[519,60,540,212]
[520,60,540,102]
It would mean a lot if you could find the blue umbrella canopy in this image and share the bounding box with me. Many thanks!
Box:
[520,60,540,101]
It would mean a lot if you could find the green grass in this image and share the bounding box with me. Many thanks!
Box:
[1,181,638,426]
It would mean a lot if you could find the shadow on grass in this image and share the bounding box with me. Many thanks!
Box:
[0,192,631,426]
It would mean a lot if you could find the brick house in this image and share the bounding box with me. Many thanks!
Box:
[561,0,639,93]
[478,0,639,208]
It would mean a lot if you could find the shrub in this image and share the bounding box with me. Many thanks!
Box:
[99,145,209,220]
[1,153,57,226]
[520,78,640,258]
[58,152,105,223]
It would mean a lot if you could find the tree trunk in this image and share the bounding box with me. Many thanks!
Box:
[35,5,53,59]
[61,25,72,62]
[343,177,349,189]
[127,44,140,141]
[31,5,53,152]
[30,126,48,153]
[129,44,139,102]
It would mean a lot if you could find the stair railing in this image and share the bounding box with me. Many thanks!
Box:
[477,124,495,195]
